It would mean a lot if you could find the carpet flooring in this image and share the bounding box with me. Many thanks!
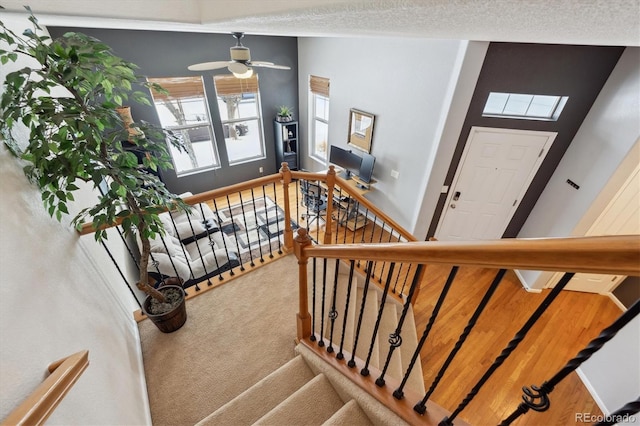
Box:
[138,255,299,426]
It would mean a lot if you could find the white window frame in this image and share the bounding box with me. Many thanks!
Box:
[309,93,330,165]
[482,92,569,121]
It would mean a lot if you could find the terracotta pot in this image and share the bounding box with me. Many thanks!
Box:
[142,285,187,333]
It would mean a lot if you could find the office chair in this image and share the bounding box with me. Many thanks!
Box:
[300,180,328,230]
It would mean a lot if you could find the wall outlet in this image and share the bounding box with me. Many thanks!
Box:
[390,170,399,179]
[259,166,264,173]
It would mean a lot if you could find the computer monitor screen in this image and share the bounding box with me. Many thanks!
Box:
[329,145,361,179]
[357,153,376,183]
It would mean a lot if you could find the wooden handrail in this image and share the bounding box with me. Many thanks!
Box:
[79,173,284,236]
[301,235,640,276]
[2,350,89,426]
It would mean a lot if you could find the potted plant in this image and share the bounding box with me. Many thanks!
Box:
[276,105,294,122]
[0,9,190,332]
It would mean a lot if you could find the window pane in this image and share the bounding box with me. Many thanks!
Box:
[148,76,220,175]
[527,95,558,118]
[314,120,328,158]
[224,119,264,164]
[214,75,265,165]
[482,91,567,121]
[315,96,329,120]
[483,92,509,115]
[503,94,533,116]
[170,126,218,173]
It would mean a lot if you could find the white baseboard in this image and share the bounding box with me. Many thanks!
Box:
[514,270,542,293]
[606,292,627,311]
[576,367,609,415]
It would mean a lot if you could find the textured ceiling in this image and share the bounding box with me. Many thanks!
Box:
[0,0,639,46]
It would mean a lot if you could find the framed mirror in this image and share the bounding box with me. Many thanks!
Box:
[348,109,375,153]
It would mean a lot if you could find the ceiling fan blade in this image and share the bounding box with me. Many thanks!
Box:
[228,62,249,74]
[188,61,232,71]
[251,61,291,70]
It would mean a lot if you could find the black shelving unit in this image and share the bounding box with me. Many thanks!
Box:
[274,120,299,171]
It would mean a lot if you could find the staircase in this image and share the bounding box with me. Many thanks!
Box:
[196,259,425,425]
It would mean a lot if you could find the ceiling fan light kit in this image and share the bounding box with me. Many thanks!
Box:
[188,32,290,79]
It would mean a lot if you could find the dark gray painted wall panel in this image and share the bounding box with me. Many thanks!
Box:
[48,27,298,195]
[614,276,640,309]
[427,43,625,238]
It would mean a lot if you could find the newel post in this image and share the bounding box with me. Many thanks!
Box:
[294,228,313,341]
[323,166,337,245]
[280,162,294,251]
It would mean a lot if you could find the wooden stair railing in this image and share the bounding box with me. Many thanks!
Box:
[2,350,89,426]
[293,230,639,425]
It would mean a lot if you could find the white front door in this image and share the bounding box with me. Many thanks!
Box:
[435,127,556,240]
[549,165,640,293]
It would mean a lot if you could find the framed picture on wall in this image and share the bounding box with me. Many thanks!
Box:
[348,109,375,153]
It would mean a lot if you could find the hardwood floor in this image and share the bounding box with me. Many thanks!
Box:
[201,178,624,425]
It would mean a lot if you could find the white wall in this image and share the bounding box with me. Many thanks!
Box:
[0,14,150,425]
[517,47,640,289]
[297,36,464,232]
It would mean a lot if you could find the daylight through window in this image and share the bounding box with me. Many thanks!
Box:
[483,92,568,121]
[148,76,220,176]
[309,75,330,164]
[213,75,265,165]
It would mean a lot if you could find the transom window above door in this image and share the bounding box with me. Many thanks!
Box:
[483,92,568,121]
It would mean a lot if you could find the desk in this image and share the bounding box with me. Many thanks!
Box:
[319,170,376,231]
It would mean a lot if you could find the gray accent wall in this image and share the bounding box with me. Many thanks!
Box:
[48,27,298,195]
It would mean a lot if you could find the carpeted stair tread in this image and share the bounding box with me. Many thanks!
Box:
[196,355,315,426]
[322,399,372,425]
[254,373,344,426]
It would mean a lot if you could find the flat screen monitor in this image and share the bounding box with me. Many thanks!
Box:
[357,153,376,183]
[329,145,361,179]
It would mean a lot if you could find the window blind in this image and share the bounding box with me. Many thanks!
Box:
[214,75,259,95]
[309,75,330,97]
[147,76,205,101]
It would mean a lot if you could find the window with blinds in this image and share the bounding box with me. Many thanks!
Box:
[309,75,330,163]
[147,76,220,176]
[213,75,265,165]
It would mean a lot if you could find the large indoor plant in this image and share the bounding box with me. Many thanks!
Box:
[0,9,190,331]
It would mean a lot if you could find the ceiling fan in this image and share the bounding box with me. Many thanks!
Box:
[188,32,291,78]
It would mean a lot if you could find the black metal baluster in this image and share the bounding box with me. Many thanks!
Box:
[184,212,208,290]
[198,203,223,281]
[315,180,321,244]
[158,235,181,283]
[272,182,283,255]
[348,261,374,369]
[295,180,300,230]
[310,257,317,342]
[395,267,459,401]
[168,211,197,282]
[212,199,235,276]
[334,187,344,244]
[357,208,370,269]
[392,263,404,294]
[318,258,328,347]
[371,220,384,280]
[327,259,341,353]
[361,262,396,377]
[376,264,424,387]
[226,195,246,271]
[337,260,356,360]
[409,269,506,406]
[379,228,395,285]
[440,272,576,425]
[261,185,274,259]
[399,263,414,295]
[116,225,139,270]
[500,300,640,426]
[595,397,640,426]
[101,240,141,308]
[236,193,255,267]
[250,189,265,263]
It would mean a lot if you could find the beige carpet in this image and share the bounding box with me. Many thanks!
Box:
[138,254,299,426]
